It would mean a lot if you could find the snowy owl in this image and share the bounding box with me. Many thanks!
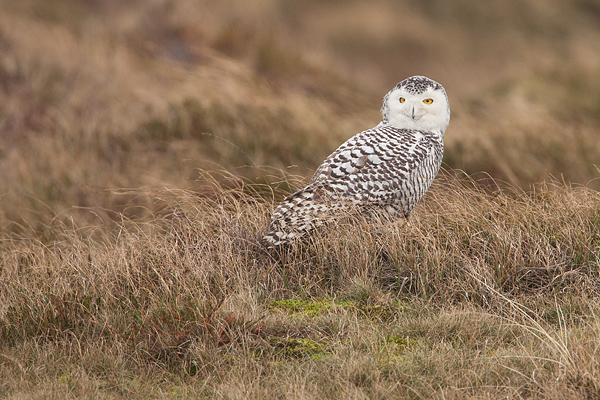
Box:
[263,75,450,247]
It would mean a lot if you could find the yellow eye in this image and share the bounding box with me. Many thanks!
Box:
[423,98,434,104]
[399,97,405,103]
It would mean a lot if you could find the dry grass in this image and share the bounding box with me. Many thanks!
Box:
[1,174,599,399]
[1,0,600,398]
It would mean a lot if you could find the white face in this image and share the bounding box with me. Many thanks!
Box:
[384,85,450,135]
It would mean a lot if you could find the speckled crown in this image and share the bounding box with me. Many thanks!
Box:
[396,75,443,94]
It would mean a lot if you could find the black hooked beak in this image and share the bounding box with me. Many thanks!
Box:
[411,105,415,120]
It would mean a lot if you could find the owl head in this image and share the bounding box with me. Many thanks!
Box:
[381,76,450,135]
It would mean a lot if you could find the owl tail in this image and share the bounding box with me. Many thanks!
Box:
[262,185,332,248]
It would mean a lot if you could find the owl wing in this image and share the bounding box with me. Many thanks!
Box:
[262,127,442,247]
[309,127,442,212]
[311,127,421,184]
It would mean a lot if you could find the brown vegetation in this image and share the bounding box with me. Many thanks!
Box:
[1,176,599,398]
[1,0,599,398]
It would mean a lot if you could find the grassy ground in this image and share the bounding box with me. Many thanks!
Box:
[1,176,599,398]
[1,1,600,398]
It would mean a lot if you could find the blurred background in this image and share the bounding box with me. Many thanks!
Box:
[1,0,599,230]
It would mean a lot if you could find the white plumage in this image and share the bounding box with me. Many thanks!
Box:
[263,75,450,247]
